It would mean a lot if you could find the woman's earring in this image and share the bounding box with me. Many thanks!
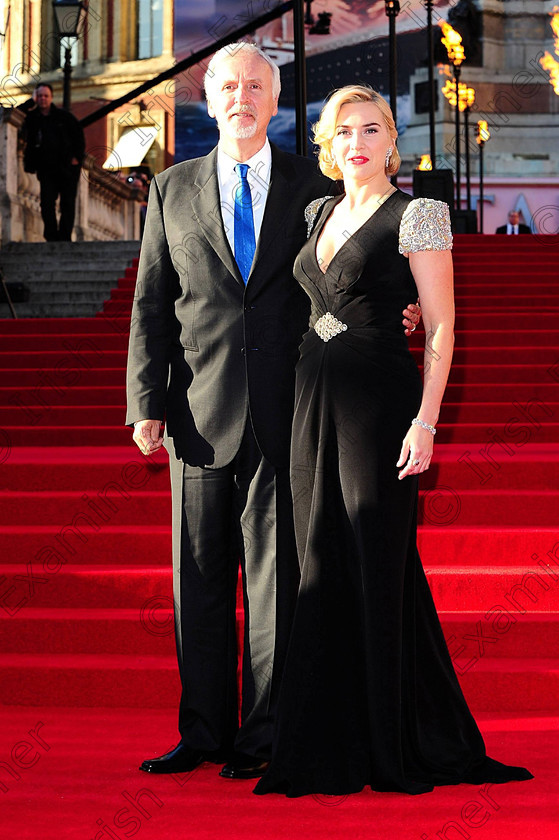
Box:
[385,147,393,169]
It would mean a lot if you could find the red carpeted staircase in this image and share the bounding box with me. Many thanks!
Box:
[1,235,558,715]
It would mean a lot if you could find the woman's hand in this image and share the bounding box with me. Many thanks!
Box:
[402,300,421,337]
[396,424,434,480]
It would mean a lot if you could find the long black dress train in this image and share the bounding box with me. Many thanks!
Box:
[254,190,532,797]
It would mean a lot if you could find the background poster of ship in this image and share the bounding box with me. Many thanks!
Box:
[174,0,455,161]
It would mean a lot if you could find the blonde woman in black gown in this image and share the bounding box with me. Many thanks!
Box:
[254,86,532,797]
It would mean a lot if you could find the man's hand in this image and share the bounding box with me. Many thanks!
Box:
[133,419,164,456]
[403,301,422,337]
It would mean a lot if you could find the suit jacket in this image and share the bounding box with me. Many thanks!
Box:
[23,104,85,174]
[495,223,531,234]
[126,143,333,469]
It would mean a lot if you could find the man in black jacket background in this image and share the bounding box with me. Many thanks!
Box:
[23,83,85,241]
[495,210,531,235]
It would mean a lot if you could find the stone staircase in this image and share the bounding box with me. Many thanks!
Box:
[0,241,140,318]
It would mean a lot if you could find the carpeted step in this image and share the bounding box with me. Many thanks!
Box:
[3,381,559,409]
[0,386,125,407]
[443,383,559,402]
[453,298,559,308]
[417,489,559,524]
[1,607,557,660]
[0,350,129,368]
[4,311,550,334]
[0,334,129,352]
[0,525,172,567]
[2,426,131,446]
[422,444,559,491]
[10,327,555,352]
[0,490,172,526]
[417,527,559,568]
[452,255,558,263]
[0,317,131,335]
[0,564,173,609]
[93,312,558,330]
[453,233,557,248]
[0,447,169,491]
[8,308,557,335]
[1,561,557,611]
[3,382,559,410]
[110,276,559,293]
[434,423,559,443]
[3,401,558,427]
[99,299,559,318]
[3,421,559,446]
[0,608,177,655]
[425,565,559,611]
[0,369,126,387]
[455,658,559,713]
[1,524,556,571]
[1,488,557,526]
[0,652,182,707]
[1,364,557,390]
[2,444,557,494]
[447,365,559,384]
[0,651,556,712]
[3,346,557,370]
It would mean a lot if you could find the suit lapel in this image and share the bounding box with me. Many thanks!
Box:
[249,145,295,283]
[190,148,244,288]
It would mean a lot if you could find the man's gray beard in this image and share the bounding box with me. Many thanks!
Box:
[216,112,258,139]
[230,120,257,139]
[235,121,257,140]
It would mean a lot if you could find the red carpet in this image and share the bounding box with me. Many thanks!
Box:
[1,234,558,837]
[1,707,556,840]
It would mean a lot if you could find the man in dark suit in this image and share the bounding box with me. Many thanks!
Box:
[22,83,85,241]
[496,210,531,234]
[127,42,420,780]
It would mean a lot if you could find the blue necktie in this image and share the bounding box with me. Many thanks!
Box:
[234,163,256,283]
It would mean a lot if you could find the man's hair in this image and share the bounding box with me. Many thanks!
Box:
[204,42,281,101]
[34,82,53,94]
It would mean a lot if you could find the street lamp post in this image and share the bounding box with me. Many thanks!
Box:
[385,0,400,185]
[476,120,490,233]
[424,0,436,165]
[463,86,475,211]
[52,0,87,111]
[439,22,465,211]
[293,0,308,156]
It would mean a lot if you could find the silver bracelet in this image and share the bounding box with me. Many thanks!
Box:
[412,418,436,435]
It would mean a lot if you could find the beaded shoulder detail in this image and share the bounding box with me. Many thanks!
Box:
[305,195,335,238]
[398,198,453,254]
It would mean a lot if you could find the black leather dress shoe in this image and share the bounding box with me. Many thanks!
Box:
[140,743,205,774]
[219,753,270,780]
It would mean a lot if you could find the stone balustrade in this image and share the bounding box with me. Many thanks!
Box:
[0,107,142,245]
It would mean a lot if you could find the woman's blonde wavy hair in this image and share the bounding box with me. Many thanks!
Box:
[313,85,400,179]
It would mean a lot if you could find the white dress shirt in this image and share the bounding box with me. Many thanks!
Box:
[507,224,519,235]
[217,140,272,257]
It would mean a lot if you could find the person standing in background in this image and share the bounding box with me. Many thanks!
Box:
[22,83,85,241]
[495,210,531,234]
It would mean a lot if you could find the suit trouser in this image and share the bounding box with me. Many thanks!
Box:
[167,423,299,760]
[38,166,80,241]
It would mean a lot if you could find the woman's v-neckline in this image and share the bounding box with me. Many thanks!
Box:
[314,189,399,276]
